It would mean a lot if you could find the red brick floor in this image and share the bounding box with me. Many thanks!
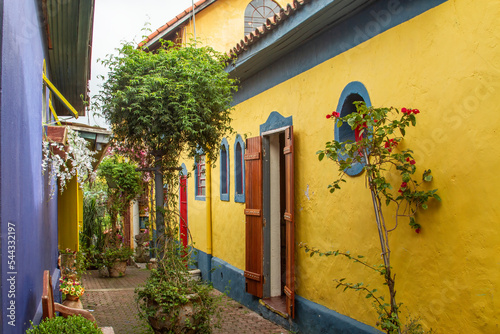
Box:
[81,267,291,334]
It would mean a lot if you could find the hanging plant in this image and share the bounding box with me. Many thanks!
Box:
[42,127,97,198]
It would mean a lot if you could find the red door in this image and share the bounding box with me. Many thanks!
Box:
[244,136,264,298]
[179,175,188,248]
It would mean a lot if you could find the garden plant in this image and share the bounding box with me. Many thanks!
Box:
[302,102,440,334]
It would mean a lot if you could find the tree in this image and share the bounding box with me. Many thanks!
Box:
[96,41,237,254]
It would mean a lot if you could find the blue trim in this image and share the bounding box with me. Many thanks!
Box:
[334,81,371,176]
[219,138,230,201]
[234,134,246,203]
[197,252,380,334]
[180,163,188,176]
[194,150,206,201]
[231,0,447,105]
[260,111,293,134]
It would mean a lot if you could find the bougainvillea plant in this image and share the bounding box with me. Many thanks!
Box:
[305,102,440,333]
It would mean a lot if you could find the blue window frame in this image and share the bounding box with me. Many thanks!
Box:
[220,138,230,201]
[335,81,372,176]
[234,134,245,203]
[195,153,206,201]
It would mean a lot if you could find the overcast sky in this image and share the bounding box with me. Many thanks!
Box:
[80,0,195,128]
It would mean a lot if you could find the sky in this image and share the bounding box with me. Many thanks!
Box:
[79,0,195,128]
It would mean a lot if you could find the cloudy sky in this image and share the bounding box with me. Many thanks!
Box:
[80,0,195,128]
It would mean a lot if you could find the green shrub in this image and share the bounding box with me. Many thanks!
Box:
[26,315,102,334]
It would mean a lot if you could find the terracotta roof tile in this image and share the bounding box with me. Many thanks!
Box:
[138,0,212,48]
[228,0,310,58]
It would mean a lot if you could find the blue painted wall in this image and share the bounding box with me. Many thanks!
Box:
[1,0,59,332]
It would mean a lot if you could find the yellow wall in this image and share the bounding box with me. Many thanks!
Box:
[58,176,81,251]
[182,0,500,332]
[181,0,290,51]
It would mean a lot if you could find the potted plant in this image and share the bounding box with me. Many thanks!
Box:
[27,315,102,334]
[136,240,217,334]
[102,244,133,278]
[59,276,86,309]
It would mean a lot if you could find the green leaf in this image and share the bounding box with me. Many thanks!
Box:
[318,152,325,161]
[433,193,442,201]
[337,120,343,128]
[422,203,428,210]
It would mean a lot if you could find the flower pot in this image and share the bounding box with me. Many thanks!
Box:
[108,260,127,278]
[98,266,110,278]
[147,294,201,334]
[62,294,83,309]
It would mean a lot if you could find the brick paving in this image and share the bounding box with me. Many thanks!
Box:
[81,267,291,334]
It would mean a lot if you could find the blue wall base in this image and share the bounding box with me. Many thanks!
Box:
[194,250,381,334]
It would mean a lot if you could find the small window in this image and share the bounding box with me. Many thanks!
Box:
[234,134,245,203]
[195,154,206,201]
[244,0,281,35]
[335,82,372,176]
[220,138,230,201]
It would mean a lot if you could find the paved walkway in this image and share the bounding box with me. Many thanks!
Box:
[81,267,292,334]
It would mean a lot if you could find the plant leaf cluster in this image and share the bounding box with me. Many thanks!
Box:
[95,41,238,168]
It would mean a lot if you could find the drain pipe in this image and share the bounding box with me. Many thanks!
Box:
[205,155,213,282]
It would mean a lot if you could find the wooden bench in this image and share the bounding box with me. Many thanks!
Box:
[42,270,115,333]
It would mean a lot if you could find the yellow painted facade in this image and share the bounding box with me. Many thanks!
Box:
[176,0,500,332]
[58,176,82,251]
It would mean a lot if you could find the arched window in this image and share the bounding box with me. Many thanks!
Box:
[244,0,281,35]
[220,138,230,201]
[335,82,372,176]
[234,134,245,203]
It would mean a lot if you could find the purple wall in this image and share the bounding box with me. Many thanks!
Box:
[1,0,59,332]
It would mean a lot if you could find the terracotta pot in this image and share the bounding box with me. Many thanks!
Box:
[62,294,83,309]
[108,260,127,278]
[147,294,201,334]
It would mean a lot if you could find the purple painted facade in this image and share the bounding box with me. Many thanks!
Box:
[1,0,60,332]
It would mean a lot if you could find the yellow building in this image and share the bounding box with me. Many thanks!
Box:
[142,0,500,332]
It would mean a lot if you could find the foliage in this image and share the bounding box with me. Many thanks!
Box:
[98,155,143,219]
[42,127,97,198]
[311,102,440,334]
[59,276,85,298]
[59,249,89,280]
[102,241,134,269]
[95,40,237,168]
[27,315,102,334]
[319,103,440,231]
[81,192,107,251]
[136,240,218,334]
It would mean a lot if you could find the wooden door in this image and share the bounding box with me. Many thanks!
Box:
[283,126,295,318]
[179,175,188,248]
[244,136,264,298]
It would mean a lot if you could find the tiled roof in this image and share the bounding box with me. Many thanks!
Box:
[228,0,310,58]
[138,0,213,48]
[139,0,310,56]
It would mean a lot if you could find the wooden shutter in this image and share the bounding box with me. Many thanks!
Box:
[283,126,295,318]
[244,136,264,298]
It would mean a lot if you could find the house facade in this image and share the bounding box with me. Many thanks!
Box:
[142,0,500,332]
[0,0,94,332]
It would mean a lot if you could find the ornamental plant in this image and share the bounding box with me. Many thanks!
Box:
[27,315,102,334]
[59,276,85,298]
[42,127,97,198]
[307,102,440,334]
[95,39,237,254]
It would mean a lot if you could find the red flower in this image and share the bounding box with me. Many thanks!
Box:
[401,107,408,114]
[400,182,407,188]
[412,109,420,114]
[415,228,421,234]
[326,114,332,119]
[332,112,340,118]
[410,160,416,165]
